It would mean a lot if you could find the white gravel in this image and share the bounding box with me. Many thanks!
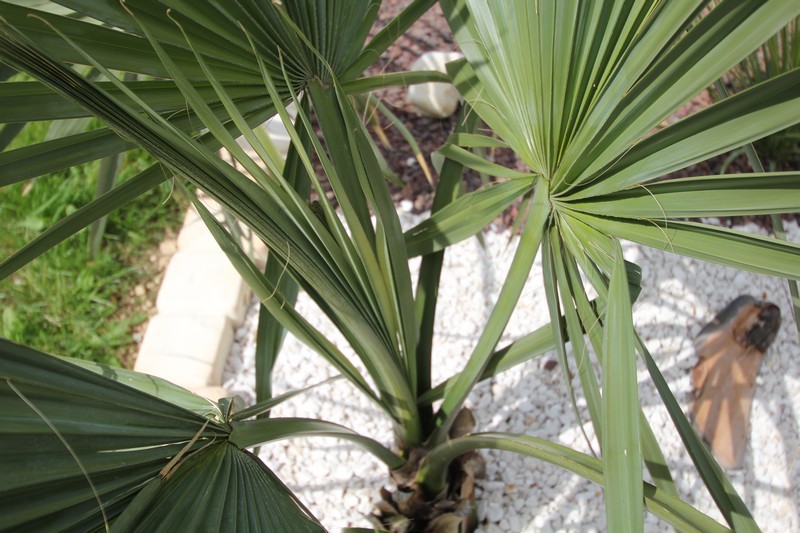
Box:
[224,211,800,532]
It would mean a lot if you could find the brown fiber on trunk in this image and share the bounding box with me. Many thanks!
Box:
[368,408,486,533]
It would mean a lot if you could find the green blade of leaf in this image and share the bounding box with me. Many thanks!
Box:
[557,212,646,304]
[258,56,382,322]
[601,243,643,533]
[441,0,561,173]
[445,132,508,149]
[416,433,728,533]
[413,106,480,432]
[341,69,450,94]
[345,0,437,79]
[417,319,556,407]
[436,143,534,181]
[43,116,91,142]
[550,0,705,189]
[432,178,550,445]
[87,1,260,70]
[333,80,421,389]
[0,128,129,187]
[636,336,759,531]
[300,82,392,325]
[303,80,422,444]
[64,357,222,421]
[445,56,524,163]
[189,191,381,408]
[274,0,380,81]
[0,163,168,281]
[421,230,640,409]
[0,90,276,280]
[0,81,268,123]
[254,98,314,409]
[230,377,342,423]
[0,338,228,531]
[568,69,800,199]
[564,173,800,219]
[125,5,277,192]
[404,178,534,257]
[88,152,122,258]
[556,244,677,497]
[229,418,405,470]
[550,227,603,450]
[0,121,24,151]
[1,1,260,81]
[0,92,271,186]
[567,211,800,281]
[126,442,324,533]
[542,227,596,455]
[558,0,800,193]
[2,18,379,360]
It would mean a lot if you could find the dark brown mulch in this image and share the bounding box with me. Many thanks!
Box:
[359,1,797,230]
[363,1,493,213]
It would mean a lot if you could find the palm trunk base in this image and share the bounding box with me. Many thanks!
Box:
[368,410,486,533]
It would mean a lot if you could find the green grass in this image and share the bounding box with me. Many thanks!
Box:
[0,120,185,367]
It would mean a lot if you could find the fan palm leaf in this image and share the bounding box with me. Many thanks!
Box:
[434,0,799,529]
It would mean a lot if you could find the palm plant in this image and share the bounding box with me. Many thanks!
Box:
[1,1,799,531]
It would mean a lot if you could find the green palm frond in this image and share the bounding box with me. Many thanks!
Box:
[1,5,427,443]
[439,0,799,528]
[0,339,323,531]
[3,1,799,530]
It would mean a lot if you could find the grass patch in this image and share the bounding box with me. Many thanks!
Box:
[0,119,185,367]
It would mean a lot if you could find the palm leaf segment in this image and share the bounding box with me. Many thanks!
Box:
[0,2,427,528]
[444,0,800,277]
[439,0,799,530]
[0,338,324,532]
[0,0,434,444]
[3,1,800,530]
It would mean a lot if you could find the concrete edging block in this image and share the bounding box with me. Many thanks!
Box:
[176,204,225,253]
[156,250,250,327]
[134,313,233,390]
[178,203,268,269]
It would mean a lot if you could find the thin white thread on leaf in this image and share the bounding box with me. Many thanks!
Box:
[6,379,109,533]
[261,242,291,304]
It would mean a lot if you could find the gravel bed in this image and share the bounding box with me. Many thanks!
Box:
[224,210,800,532]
